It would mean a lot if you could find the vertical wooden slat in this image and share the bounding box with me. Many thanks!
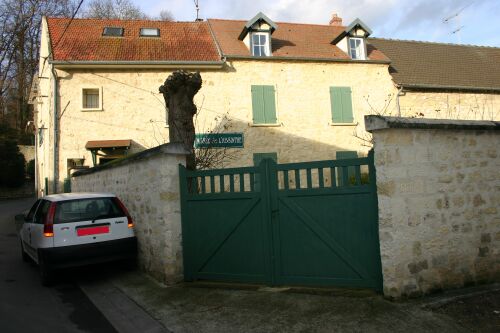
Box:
[201,176,206,194]
[220,175,225,193]
[306,168,312,188]
[239,173,245,192]
[355,165,361,185]
[295,169,301,189]
[330,167,337,187]
[318,168,324,188]
[210,175,215,194]
[229,174,235,192]
[283,170,289,190]
[342,166,349,186]
[250,173,255,191]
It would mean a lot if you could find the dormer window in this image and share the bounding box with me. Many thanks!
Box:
[239,12,277,58]
[349,37,365,60]
[331,18,372,61]
[252,33,270,57]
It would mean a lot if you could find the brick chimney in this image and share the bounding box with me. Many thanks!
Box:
[329,13,342,26]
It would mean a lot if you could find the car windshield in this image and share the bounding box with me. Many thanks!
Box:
[55,197,125,224]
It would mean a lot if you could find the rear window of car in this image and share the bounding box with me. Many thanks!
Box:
[55,197,125,224]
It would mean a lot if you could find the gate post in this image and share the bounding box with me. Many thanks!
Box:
[368,149,384,292]
[179,164,194,282]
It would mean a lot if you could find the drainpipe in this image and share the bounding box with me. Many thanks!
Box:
[395,85,404,117]
[51,66,59,194]
[34,129,38,196]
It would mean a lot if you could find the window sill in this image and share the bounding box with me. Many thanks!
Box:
[81,108,103,112]
[330,122,358,126]
[251,123,282,127]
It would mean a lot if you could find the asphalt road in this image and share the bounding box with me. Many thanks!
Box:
[0,197,117,333]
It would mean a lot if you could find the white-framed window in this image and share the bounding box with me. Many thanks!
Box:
[140,28,160,37]
[348,37,365,60]
[81,87,102,111]
[251,33,270,57]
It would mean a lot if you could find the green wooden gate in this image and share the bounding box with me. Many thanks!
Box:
[179,151,383,290]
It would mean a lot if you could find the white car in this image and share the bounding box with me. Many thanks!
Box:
[17,193,137,285]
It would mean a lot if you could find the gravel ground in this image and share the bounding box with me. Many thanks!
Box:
[430,290,500,333]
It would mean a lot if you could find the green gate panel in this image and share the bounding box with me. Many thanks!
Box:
[276,194,380,288]
[185,197,269,283]
[179,151,382,291]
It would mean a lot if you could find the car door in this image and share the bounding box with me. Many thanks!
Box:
[31,200,53,258]
[20,200,40,258]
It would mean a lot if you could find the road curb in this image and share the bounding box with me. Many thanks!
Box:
[79,279,172,333]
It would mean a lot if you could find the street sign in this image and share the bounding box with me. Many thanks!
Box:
[194,133,244,148]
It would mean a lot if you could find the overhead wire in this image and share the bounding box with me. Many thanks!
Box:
[40,0,86,75]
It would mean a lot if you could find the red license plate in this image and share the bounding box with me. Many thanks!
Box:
[77,225,110,236]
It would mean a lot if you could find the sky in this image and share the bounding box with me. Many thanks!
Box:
[135,0,499,47]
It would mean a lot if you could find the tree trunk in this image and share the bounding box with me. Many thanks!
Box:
[159,70,202,170]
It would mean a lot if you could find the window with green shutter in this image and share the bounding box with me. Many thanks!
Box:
[251,85,277,124]
[330,87,354,123]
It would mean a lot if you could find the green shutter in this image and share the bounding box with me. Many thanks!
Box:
[330,87,343,122]
[340,87,354,123]
[253,152,278,166]
[262,85,277,124]
[252,85,276,124]
[251,85,266,124]
[330,87,354,123]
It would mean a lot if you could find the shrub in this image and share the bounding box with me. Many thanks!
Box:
[0,141,26,187]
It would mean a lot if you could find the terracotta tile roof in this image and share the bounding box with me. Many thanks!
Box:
[85,140,131,149]
[369,38,500,91]
[207,19,389,61]
[47,18,221,62]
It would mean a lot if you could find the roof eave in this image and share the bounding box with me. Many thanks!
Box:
[399,83,500,93]
[50,60,226,69]
[224,54,390,64]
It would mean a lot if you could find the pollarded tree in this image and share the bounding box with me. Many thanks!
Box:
[159,70,202,170]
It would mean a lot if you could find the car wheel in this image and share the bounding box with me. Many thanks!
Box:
[38,256,53,286]
[20,240,29,262]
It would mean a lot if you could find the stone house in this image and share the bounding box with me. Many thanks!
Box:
[370,38,500,120]
[34,12,500,196]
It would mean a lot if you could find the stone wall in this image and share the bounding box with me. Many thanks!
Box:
[366,116,500,298]
[71,143,189,284]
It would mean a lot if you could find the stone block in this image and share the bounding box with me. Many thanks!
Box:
[408,260,428,274]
